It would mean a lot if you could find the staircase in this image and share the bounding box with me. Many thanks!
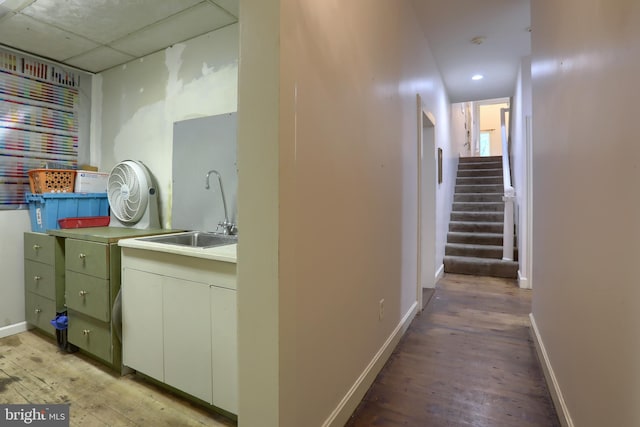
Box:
[443,155,518,279]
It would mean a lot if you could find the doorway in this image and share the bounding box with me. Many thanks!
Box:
[416,95,436,311]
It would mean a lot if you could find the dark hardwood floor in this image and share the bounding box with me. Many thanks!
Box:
[346,274,560,427]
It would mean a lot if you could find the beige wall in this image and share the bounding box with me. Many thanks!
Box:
[479,101,508,156]
[531,1,640,426]
[238,0,456,426]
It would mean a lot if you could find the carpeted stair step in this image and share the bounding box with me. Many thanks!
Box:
[452,202,504,212]
[457,168,503,178]
[455,184,503,193]
[458,161,502,170]
[450,211,504,222]
[456,176,503,185]
[459,155,502,163]
[443,255,518,279]
[454,193,504,203]
[445,243,518,260]
[449,221,504,233]
[447,231,508,246]
[445,243,504,259]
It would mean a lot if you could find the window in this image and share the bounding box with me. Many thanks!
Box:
[0,49,84,208]
[479,132,491,157]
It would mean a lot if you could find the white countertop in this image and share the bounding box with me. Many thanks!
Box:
[118,232,237,263]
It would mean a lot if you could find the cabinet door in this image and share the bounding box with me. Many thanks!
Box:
[163,277,212,404]
[121,268,163,381]
[211,285,238,414]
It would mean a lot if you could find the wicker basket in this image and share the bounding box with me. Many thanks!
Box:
[28,169,76,193]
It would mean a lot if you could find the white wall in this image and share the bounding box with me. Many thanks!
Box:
[0,211,32,335]
[531,1,640,426]
[237,1,455,426]
[97,24,238,228]
[510,57,532,288]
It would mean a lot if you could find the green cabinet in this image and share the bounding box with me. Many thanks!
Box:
[64,238,120,366]
[23,232,65,336]
[43,226,179,373]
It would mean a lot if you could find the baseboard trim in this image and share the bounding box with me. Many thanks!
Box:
[0,322,29,339]
[322,301,418,427]
[435,263,444,281]
[518,271,531,289]
[529,313,573,427]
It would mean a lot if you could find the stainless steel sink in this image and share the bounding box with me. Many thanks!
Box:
[140,231,237,249]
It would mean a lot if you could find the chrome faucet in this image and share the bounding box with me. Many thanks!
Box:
[205,169,237,235]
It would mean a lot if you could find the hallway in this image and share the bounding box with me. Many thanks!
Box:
[346,274,559,426]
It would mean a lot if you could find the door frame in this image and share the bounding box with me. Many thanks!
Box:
[416,94,437,311]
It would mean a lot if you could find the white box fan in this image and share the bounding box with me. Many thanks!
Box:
[107,160,160,229]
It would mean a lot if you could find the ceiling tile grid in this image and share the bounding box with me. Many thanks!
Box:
[0,0,238,73]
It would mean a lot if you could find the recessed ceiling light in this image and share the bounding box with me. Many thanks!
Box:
[472,74,484,81]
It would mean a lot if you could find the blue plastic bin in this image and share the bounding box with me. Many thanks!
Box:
[26,192,109,232]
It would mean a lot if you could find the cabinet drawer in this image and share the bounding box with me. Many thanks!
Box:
[25,292,56,335]
[65,271,110,322]
[24,260,57,299]
[24,232,56,264]
[66,239,109,278]
[68,312,112,363]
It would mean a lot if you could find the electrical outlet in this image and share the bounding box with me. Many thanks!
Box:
[379,299,384,320]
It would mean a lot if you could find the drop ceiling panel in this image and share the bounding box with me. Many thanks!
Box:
[1,0,35,11]
[111,2,236,58]
[209,0,238,17]
[0,13,98,61]
[20,0,204,44]
[65,46,135,73]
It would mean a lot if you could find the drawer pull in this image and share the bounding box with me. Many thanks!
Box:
[78,253,86,260]
[33,275,41,281]
[34,308,42,314]
[33,244,41,251]
[82,329,91,336]
[79,290,89,297]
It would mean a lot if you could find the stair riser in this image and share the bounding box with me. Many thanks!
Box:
[445,245,503,259]
[456,177,503,185]
[447,232,517,246]
[449,222,503,233]
[444,259,518,279]
[455,184,503,193]
[451,212,504,222]
[452,202,504,212]
[458,156,502,163]
[458,162,502,170]
[457,168,503,178]
[454,194,503,203]
[445,245,519,260]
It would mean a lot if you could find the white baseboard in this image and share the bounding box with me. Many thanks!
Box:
[518,271,531,289]
[435,263,444,281]
[0,322,29,339]
[322,301,418,427]
[529,314,573,427]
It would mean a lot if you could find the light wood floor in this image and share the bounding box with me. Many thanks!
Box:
[0,331,236,426]
[346,273,560,426]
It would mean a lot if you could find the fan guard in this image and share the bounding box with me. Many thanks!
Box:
[107,160,159,228]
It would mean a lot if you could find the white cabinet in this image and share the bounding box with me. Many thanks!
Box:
[163,276,212,403]
[121,248,237,414]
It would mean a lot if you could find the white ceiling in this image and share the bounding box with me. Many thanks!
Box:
[0,0,527,102]
[412,0,531,103]
[0,0,238,73]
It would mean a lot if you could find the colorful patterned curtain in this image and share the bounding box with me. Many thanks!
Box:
[0,50,80,208]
